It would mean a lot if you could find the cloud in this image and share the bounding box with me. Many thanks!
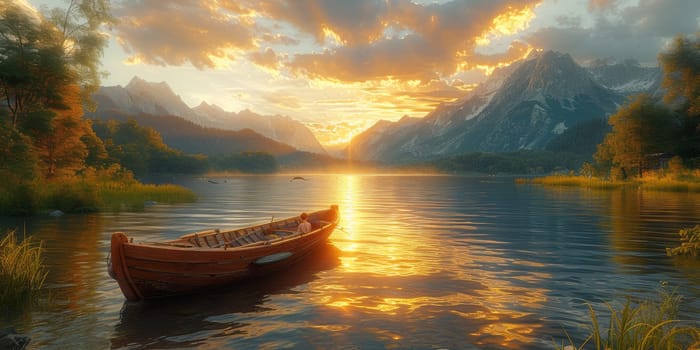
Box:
[284,0,541,82]
[254,0,390,46]
[112,0,541,81]
[525,0,700,64]
[248,48,282,70]
[261,90,301,109]
[114,0,256,68]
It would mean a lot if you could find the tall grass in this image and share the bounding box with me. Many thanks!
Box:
[555,288,700,350]
[519,169,700,193]
[517,175,626,189]
[0,165,197,215]
[0,230,47,308]
[97,180,197,211]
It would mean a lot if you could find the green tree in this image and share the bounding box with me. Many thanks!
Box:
[659,35,700,116]
[659,34,700,160]
[594,95,678,178]
[0,2,71,126]
[43,0,114,112]
[92,119,210,175]
[0,118,36,183]
[1,0,113,180]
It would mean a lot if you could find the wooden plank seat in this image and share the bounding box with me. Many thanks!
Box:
[211,229,271,248]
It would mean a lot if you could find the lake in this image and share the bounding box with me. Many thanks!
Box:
[1,174,699,349]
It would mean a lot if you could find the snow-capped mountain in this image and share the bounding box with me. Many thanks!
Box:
[92,77,326,154]
[348,51,660,163]
[587,58,662,96]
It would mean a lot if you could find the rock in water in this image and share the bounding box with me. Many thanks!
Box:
[0,327,30,350]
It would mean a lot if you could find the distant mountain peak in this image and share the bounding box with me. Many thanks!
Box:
[126,76,176,97]
[98,76,327,154]
[193,101,225,116]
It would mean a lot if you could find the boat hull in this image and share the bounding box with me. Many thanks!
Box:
[110,208,338,301]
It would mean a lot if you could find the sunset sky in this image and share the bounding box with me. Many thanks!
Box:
[24,0,700,146]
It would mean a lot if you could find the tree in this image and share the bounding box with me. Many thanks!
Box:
[0,118,36,183]
[594,95,678,178]
[659,34,700,117]
[0,2,71,126]
[31,84,92,178]
[0,0,113,180]
[659,34,700,161]
[44,0,114,112]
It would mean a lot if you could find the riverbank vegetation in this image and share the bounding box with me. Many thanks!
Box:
[521,33,700,192]
[0,231,47,310]
[666,225,700,257]
[0,3,198,216]
[517,167,700,192]
[555,288,700,350]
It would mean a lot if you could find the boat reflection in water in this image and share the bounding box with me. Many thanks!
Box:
[111,243,341,349]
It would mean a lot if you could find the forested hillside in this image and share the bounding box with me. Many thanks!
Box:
[90,110,296,156]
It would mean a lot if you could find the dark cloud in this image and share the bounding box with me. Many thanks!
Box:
[284,0,540,81]
[526,0,700,64]
[255,0,390,46]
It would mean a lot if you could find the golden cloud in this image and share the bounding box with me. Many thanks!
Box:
[113,0,541,79]
[248,48,282,70]
[114,1,256,68]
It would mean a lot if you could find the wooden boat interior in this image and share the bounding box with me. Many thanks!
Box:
[158,211,333,249]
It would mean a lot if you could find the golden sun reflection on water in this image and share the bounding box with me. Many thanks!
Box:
[317,174,551,348]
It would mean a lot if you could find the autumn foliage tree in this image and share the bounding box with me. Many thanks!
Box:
[593,33,700,177]
[0,0,112,180]
[594,95,678,178]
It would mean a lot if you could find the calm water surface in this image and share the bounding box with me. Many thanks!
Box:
[1,174,699,349]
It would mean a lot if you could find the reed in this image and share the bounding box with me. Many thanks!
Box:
[0,166,197,214]
[518,175,626,189]
[34,179,101,213]
[554,288,700,350]
[0,230,47,308]
[97,181,197,211]
[520,172,700,193]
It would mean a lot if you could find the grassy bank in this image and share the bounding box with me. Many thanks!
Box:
[0,166,197,215]
[518,169,700,192]
[0,231,47,309]
[555,288,700,350]
[97,180,197,211]
[516,175,627,189]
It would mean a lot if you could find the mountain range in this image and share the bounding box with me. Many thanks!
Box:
[87,51,662,165]
[347,51,662,163]
[90,77,326,155]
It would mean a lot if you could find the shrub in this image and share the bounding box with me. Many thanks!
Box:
[666,225,700,257]
[0,184,37,216]
[40,180,100,213]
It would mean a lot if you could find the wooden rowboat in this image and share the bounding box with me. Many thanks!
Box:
[109,205,339,301]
